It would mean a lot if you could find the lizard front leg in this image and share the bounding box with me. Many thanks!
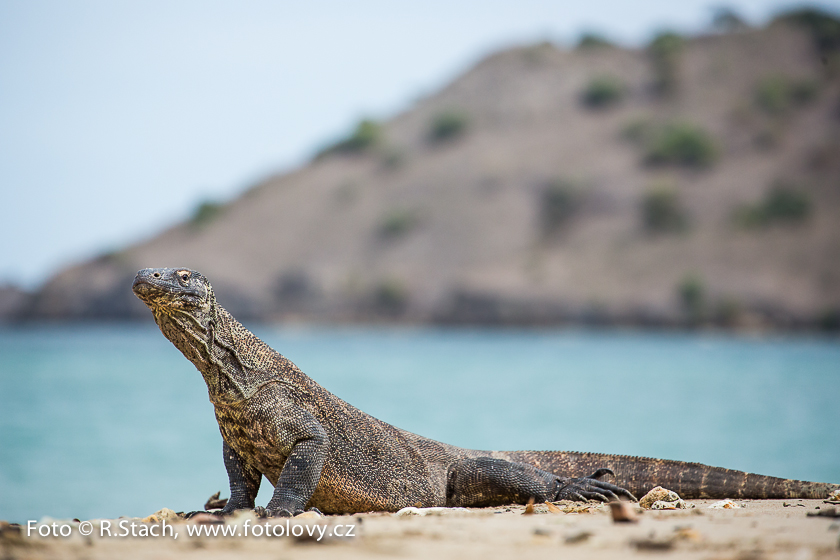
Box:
[219,441,261,514]
[262,407,329,517]
[215,385,331,518]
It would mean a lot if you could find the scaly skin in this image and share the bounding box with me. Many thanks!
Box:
[132,268,837,516]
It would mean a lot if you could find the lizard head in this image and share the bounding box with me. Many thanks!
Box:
[132,267,213,314]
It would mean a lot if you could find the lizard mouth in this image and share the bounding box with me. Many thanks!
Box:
[131,278,154,297]
[132,271,177,303]
[131,277,168,304]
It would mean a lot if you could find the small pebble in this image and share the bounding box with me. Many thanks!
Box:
[708,500,740,509]
[141,508,181,524]
[609,501,638,523]
[0,522,22,537]
[631,537,674,551]
[564,530,592,544]
[640,486,681,509]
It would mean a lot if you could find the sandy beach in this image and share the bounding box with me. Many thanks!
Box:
[3,499,839,560]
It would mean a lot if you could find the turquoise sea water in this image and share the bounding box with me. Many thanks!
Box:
[1,324,838,523]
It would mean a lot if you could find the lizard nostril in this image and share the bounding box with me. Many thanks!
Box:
[152,272,160,278]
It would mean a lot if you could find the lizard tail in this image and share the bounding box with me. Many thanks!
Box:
[496,450,837,499]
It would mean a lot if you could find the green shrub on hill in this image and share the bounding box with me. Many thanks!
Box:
[316,119,382,158]
[648,31,685,97]
[711,7,749,32]
[622,119,718,169]
[540,179,581,234]
[733,183,812,227]
[620,117,653,144]
[374,279,408,314]
[428,110,469,143]
[649,31,685,57]
[643,122,718,168]
[677,274,705,324]
[380,147,406,170]
[754,75,819,115]
[773,8,840,56]
[581,76,626,109]
[641,184,688,233]
[713,297,743,327]
[190,200,224,229]
[576,33,616,49]
[378,209,418,239]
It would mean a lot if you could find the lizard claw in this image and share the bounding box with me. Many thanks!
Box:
[257,505,305,518]
[253,506,269,518]
[555,475,636,502]
[586,468,615,480]
[264,497,307,517]
[262,506,298,518]
[218,501,256,516]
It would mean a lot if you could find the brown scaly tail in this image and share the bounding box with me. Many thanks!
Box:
[496,450,838,499]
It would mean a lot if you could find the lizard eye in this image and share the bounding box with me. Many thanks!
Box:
[180,272,190,282]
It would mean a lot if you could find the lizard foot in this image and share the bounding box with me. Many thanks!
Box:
[554,471,636,502]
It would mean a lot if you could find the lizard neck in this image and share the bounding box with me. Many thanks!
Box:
[153,296,278,404]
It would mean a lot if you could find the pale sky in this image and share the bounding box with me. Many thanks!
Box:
[1,0,836,287]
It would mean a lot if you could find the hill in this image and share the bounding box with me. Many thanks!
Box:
[17,14,840,329]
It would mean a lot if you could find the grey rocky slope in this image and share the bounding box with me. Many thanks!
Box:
[21,17,840,328]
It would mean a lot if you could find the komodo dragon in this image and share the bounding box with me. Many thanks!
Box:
[132,267,837,516]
